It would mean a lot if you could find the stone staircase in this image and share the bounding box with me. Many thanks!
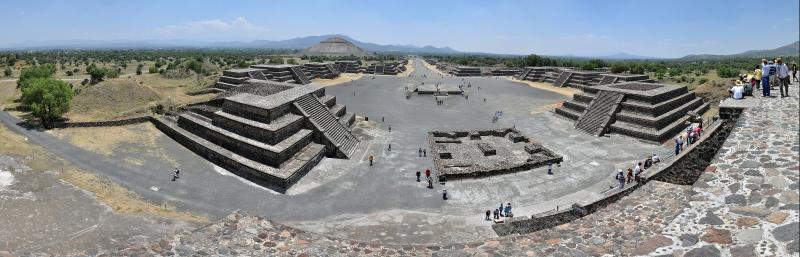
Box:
[598,75,617,85]
[517,68,533,80]
[290,66,311,84]
[294,94,359,158]
[574,91,624,136]
[554,71,573,87]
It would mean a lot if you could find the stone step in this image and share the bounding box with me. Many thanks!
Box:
[212,111,304,145]
[157,118,325,192]
[616,97,703,130]
[178,113,313,167]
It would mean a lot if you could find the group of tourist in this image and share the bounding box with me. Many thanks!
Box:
[674,123,703,155]
[485,203,513,221]
[737,58,796,99]
[615,153,661,189]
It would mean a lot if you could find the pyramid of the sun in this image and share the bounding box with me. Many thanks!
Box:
[304,37,369,56]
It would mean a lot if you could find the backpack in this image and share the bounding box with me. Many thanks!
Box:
[769,66,776,76]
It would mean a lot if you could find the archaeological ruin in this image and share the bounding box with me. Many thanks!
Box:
[554,82,709,142]
[160,76,359,192]
[304,37,369,56]
[428,128,562,179]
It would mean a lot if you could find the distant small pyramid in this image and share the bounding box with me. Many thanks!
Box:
[304,37,369,56]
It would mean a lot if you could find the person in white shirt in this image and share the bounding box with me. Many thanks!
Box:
[730,84,745,99]
[776,58,791,97]
[761,60,773,97]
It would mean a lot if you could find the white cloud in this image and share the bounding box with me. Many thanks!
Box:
[154,17,269,36]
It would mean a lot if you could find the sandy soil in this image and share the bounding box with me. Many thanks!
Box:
[397,59,416,77]
[312,73,365,87]
[507,78,580,97]
[47,123,178,165]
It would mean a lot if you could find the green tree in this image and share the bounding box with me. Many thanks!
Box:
[86,63,107,83]
[610,63,628,73]
[21,78,73,128]
[716,67,737,78]
[136,64,143,75]
[3,67,11,77]
[18,64,56,89]
[148,66,158,74]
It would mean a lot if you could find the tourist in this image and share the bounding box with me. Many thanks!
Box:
[388,126,391,132]
[694,125,702,138]
[369,155,374,166]
[644,156,653,170]
[498,203,504,217]
[761,59,772,97]
[777,58,791,97]
[493,208,500,220]
[388,144,392,151]
[419,148,423,157]
[626,168,634,184]
[652,154,661,163]
[674,136,682,155]
[792,63,798,82]
[427,177,433,189]
[485,210,491,221]
[172,167,180,181]
[416,170,421,182]
[442,189,448,200]
[730,83,745,100]
[615,169,625,189]
[504,203,512,217]
[634,162,642,179]
[423,149,427,157]
[425,168,431,178]
[753,64,762,90]
[547,162,553,175]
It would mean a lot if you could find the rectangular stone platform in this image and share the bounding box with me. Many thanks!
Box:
[428,128,562,179]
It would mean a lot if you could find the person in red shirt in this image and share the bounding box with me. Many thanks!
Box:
[425,168,431,178]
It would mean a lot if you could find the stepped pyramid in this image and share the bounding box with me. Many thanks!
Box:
[304,37,368,56]
[159,81,359,193]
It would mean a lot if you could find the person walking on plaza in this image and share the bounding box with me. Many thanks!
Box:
[416,170,421,182]
[425,168,430,179]
[442,189,448,200]
[427,177,433,189]
[423,149,426,157]
[777,58,791,97]
[504,203,512,217]
[485,210,491,221]
[419,148,423,157]
[369,155,374,166]
[172,167,180,181]
[493,208,500,220]
[547,162,553,175]
[616,170,625,189]
[498,203,504,217]
[761,59,773,97]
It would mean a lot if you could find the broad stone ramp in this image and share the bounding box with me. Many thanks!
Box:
[554,71,573,87]
[294,94,359,158]
[574,91,624,136]
[290,66,311,84]
[517,67,532,80]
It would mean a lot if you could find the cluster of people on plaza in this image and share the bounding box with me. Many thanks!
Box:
[615,153,661,189]
[735,58,797,99]
[485,202,513,221]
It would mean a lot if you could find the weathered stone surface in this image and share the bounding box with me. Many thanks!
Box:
[698,211,723,225]
[729,244,755,257]
[679,234,698,247]
[684,245,720,257]
[701,228,732,244]
[729,206,771,217]
[772,222,799,242]
[766,212,789,224]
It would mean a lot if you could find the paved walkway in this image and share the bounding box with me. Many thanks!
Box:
[104,83,799,256]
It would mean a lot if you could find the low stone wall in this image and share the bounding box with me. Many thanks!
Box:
[493,115,736,236]
[51,116,154,128]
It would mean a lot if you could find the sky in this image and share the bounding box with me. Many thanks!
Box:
[2,0,799,58]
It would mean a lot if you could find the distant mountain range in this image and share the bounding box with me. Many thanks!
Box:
[678,41,799,60]
[0,34,459,54]
[1,36,796,60]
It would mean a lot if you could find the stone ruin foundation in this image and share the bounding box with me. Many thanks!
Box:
[428,128,562,179]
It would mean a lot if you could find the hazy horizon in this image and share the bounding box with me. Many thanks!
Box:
[3,0,799,58]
